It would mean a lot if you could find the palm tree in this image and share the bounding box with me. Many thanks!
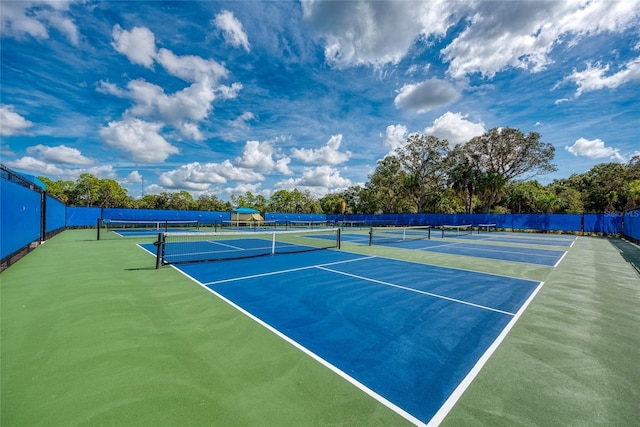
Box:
[477,172,506,213]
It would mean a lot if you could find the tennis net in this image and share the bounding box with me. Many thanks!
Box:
[440,224,473,237]
[155,227,341,268]
[98,219,199,240]
[369,225,431,246]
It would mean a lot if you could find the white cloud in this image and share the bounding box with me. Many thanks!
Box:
[0,105,33,136]
[291,134,351,164]
[7,156,115,180]
[565,137,625,161]
[563,57,640,96]
[158,161,265,191]
[213,10,251,52]
[394,78,460,113]
[156,48,228,84]
[380,124,408,151]
[125,170,143,184]
[99,118,179,163]
[111,25,156,68]
[0,0,80,45]
[302,0,460,69]
[110,25,228,83]
[230,111,256,128]
[275,165,353,197]
[216,82,243,100]
[443,1,640,78]
[223,182,264,198]
[424,112,485,146]
[236,140,292,174]
[303,0,640,80]
[105,78,215,141]
[26,144,94,165]
[106,26,234,142]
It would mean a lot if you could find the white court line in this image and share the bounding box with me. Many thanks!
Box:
[206,239,247,250]
[317,266,516,316]
[416,241,461,250]
[426,280,545,426]
[204,256,376,286]
[553,251,569,267]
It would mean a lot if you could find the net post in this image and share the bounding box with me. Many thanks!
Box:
[369,227,373,246]
[428,226,431,240]
[97,218,102,240]
[155,232,164,269]
[271,232,276,255]
[337,228,341,249]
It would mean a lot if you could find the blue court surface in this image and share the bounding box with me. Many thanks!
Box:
[472,235,576,247]
[345,233,567,266]
[144,246,542,425]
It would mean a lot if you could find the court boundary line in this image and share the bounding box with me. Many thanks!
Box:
[167,260,427,427]
[421,242,564,260]
[554,250,568,267]
[203,255,377,286]
[472,234,576,248]
[409,241,566,267]
[426,280,545,426]
[316,266,516,316]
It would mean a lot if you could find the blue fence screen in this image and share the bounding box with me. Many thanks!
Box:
[1,179,42,260]
[265,212,328,223]
[623,210,640,241]
[102,208,230,224]
[66,207,102,227]
[329,213,624,234]
[45,195,66,234]
[66,207,231,226]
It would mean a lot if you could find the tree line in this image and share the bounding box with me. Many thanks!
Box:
[40,127,640,214]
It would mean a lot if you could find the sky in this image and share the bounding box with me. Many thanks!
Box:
[1,0,639,200]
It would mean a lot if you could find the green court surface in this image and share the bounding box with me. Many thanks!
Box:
[1,229,639,426]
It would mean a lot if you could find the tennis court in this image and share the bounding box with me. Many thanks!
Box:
[140,240,541,425]
[2,226,639,426]
[344,227,568,266]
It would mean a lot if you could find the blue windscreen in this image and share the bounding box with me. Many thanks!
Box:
[66,207,102,227]
[265,212,327,223]
[623,210,640,240]
[45,195,66,233]
[1,179,42,260]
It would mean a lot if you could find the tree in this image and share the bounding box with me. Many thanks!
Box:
[366,155,411,213]
[97,179,131,208]
[396,134,449,213]
[464,127,556,211]
[318,192,345,215]
[267,189,294,212]
[197,194,232,211]
[39,176,75,204]
[503,181,545,213]
[343,185,367,214]
[74,173,101,207]
[549,184,584,213]
[447,146,480,214]
[167,191,195,210]
[476,172,506,213]
[626,180,640,210]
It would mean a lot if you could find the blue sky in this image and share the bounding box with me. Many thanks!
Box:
[2,1,639,200]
